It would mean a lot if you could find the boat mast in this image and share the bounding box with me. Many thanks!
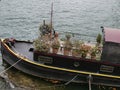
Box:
[50,2,53,34]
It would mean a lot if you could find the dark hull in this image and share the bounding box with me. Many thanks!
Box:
[1,39,120,87]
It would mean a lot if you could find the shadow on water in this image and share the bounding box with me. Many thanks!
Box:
[0,63,119,90]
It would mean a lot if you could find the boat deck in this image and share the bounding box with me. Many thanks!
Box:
[10,41,102,61]
[11,42,34,61]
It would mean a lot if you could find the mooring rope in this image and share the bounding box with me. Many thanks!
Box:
[0,58,21,89]
[38,74,79,90]
[65,74,79,85]
[0,58,21,76]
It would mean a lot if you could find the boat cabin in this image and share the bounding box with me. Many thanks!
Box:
[101,27,120,64]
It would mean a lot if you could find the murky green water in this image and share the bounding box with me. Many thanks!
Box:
[2,67,118,90]
[0,0,120,89]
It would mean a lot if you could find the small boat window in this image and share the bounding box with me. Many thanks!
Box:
[74,62,80,67]
[100,65,114,73]
[29,48,34,52]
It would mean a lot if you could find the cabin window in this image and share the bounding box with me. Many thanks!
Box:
[38,56,53,64]
[100,65,114,73]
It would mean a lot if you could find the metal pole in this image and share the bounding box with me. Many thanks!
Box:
[50,2,53,31]
[88,74,92,90]
[50,2,53,40]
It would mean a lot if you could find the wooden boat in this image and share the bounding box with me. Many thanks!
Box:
[1,4,120,87]
[1,26,120,87]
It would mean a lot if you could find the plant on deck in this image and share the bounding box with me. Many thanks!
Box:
[80,44,91,58]
[96,33,102,46]
[51,39,60,54]
[34,35,50,53]
[72,40,83,57]
[64,34,72,55]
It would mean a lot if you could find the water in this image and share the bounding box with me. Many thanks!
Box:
[0,0,120,89]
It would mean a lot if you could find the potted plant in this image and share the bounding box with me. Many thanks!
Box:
[72,40,82,57]
[81,51,87,59]
[34,37,50,53]
[96,33,102,46]
[90,47,97,59]
[80,44,91,59]
[64,41,72,55]
[64,34,72,56]
[72,49,81,57]
[51,40,60,54]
